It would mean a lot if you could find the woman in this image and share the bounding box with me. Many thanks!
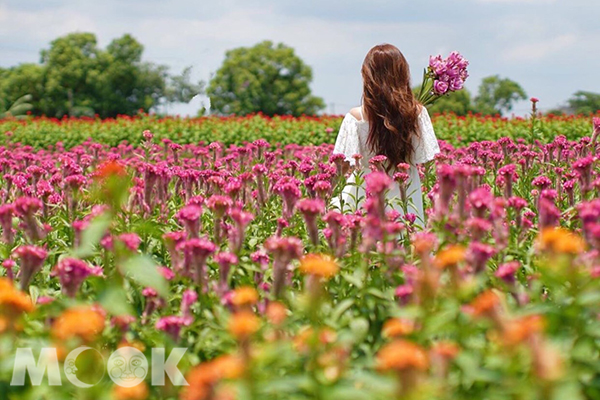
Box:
[332,44,440,226]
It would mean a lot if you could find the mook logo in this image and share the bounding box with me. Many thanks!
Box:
[11,346,188,388]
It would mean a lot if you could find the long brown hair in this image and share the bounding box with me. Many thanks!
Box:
[361,44,420,169]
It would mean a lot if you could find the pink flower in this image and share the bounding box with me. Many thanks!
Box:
[51,258,103,298]
[297,198,325,246]
[156,315,190,341]
[118,233,141,252]
[178,238,217,289]
[495,261,520,285]
[530,97,539,103]
[177,205,203,238]
[12,245,48,290]
[0,204,15,245]
[433,80,449,95]
[215,252,238,291]
[180,289,198,321]
[265,236,303,298]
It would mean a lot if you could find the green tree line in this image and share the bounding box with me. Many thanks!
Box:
[1,34,598,118]
[0,33,202,118]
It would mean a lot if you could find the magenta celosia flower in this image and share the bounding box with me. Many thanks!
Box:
[468,187,493,218]
[466,242,497,273]
[177,205,202,238]
[180,289,198,322]
[395,284,414,305]
[2,259,15,281]
[118,233,141,252]
[156,315,190,341]
[0,204,14,245]
[229,208,254,253]
[495,261,520,285]
[215,252,238,293]
[36,296,55,305]
[178,238,217,289]
[51,258,103,298]
[273,176,302,219]
[206,195,232,218]
[12,245,48,290]
[297,198,325,246]
[14,196,43,241]
[111,315,136,332]
[158,266,175,281]
[264,235,303,298]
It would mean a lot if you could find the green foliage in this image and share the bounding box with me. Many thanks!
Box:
[426,89,473,116]
[1,113,596,151]
[567,91,600,115]
[207,41,325,116]
[474,75,527,115]
[0,94,33,118]
[0,33,203,118]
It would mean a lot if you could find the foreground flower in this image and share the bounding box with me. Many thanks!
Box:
[376,339,429,371]
[382,318,415,338]
[52,306,105,342]
[112,381,149,400]
[231,286,258,308]
[181,355,244,400]
[228,310,260,340]
[434,245,466,269]
[299,254,339,279]
[538,227,586,255]
[0,278,34,332]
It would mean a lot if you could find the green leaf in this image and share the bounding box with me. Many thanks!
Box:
[331,299,354,322]
[73,214,111,258]
[98,284,133,316]
[121,255,168,298]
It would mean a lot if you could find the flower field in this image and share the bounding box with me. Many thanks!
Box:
[0,117,600,400]
[0,112,598,149]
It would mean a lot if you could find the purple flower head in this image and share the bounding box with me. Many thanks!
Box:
[13,245,48,290]
[51,258,103,298]
[433,80,449,95]
[466,242,497,273]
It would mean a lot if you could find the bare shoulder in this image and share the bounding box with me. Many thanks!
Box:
[349,107,363,121]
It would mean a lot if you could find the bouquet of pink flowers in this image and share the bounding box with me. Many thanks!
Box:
[417,51,469,106]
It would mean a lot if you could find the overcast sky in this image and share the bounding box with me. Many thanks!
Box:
[1,0,598,116]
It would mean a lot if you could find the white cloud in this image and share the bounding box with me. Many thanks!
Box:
[502,34,577,62]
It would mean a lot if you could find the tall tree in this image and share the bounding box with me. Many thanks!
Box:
[566,91,600,115]
[425,88,473,116]
[207,41,325,116]
[0,32,203,118]
[474,75,527,115]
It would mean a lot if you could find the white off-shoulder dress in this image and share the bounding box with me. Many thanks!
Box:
[331,106,440,226]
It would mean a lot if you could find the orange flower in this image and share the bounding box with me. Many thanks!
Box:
[228,311,260,340]
[52,306,105,342]
[266,301,287,325]
[112,382,149,400]
[182,355,244,400]
[376,340,429,372]
[95,161,126,180]
[293,327,337,352]
[503,315,545,346]
[299,254,339,279]
[434,245,466,269]
[382,318,415,338]
[211,355,245,380]
[468,290,501,317]
[231,286,258,307]
[0,278,34,331]
[538,227,585,255]
[431,341,460,360]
